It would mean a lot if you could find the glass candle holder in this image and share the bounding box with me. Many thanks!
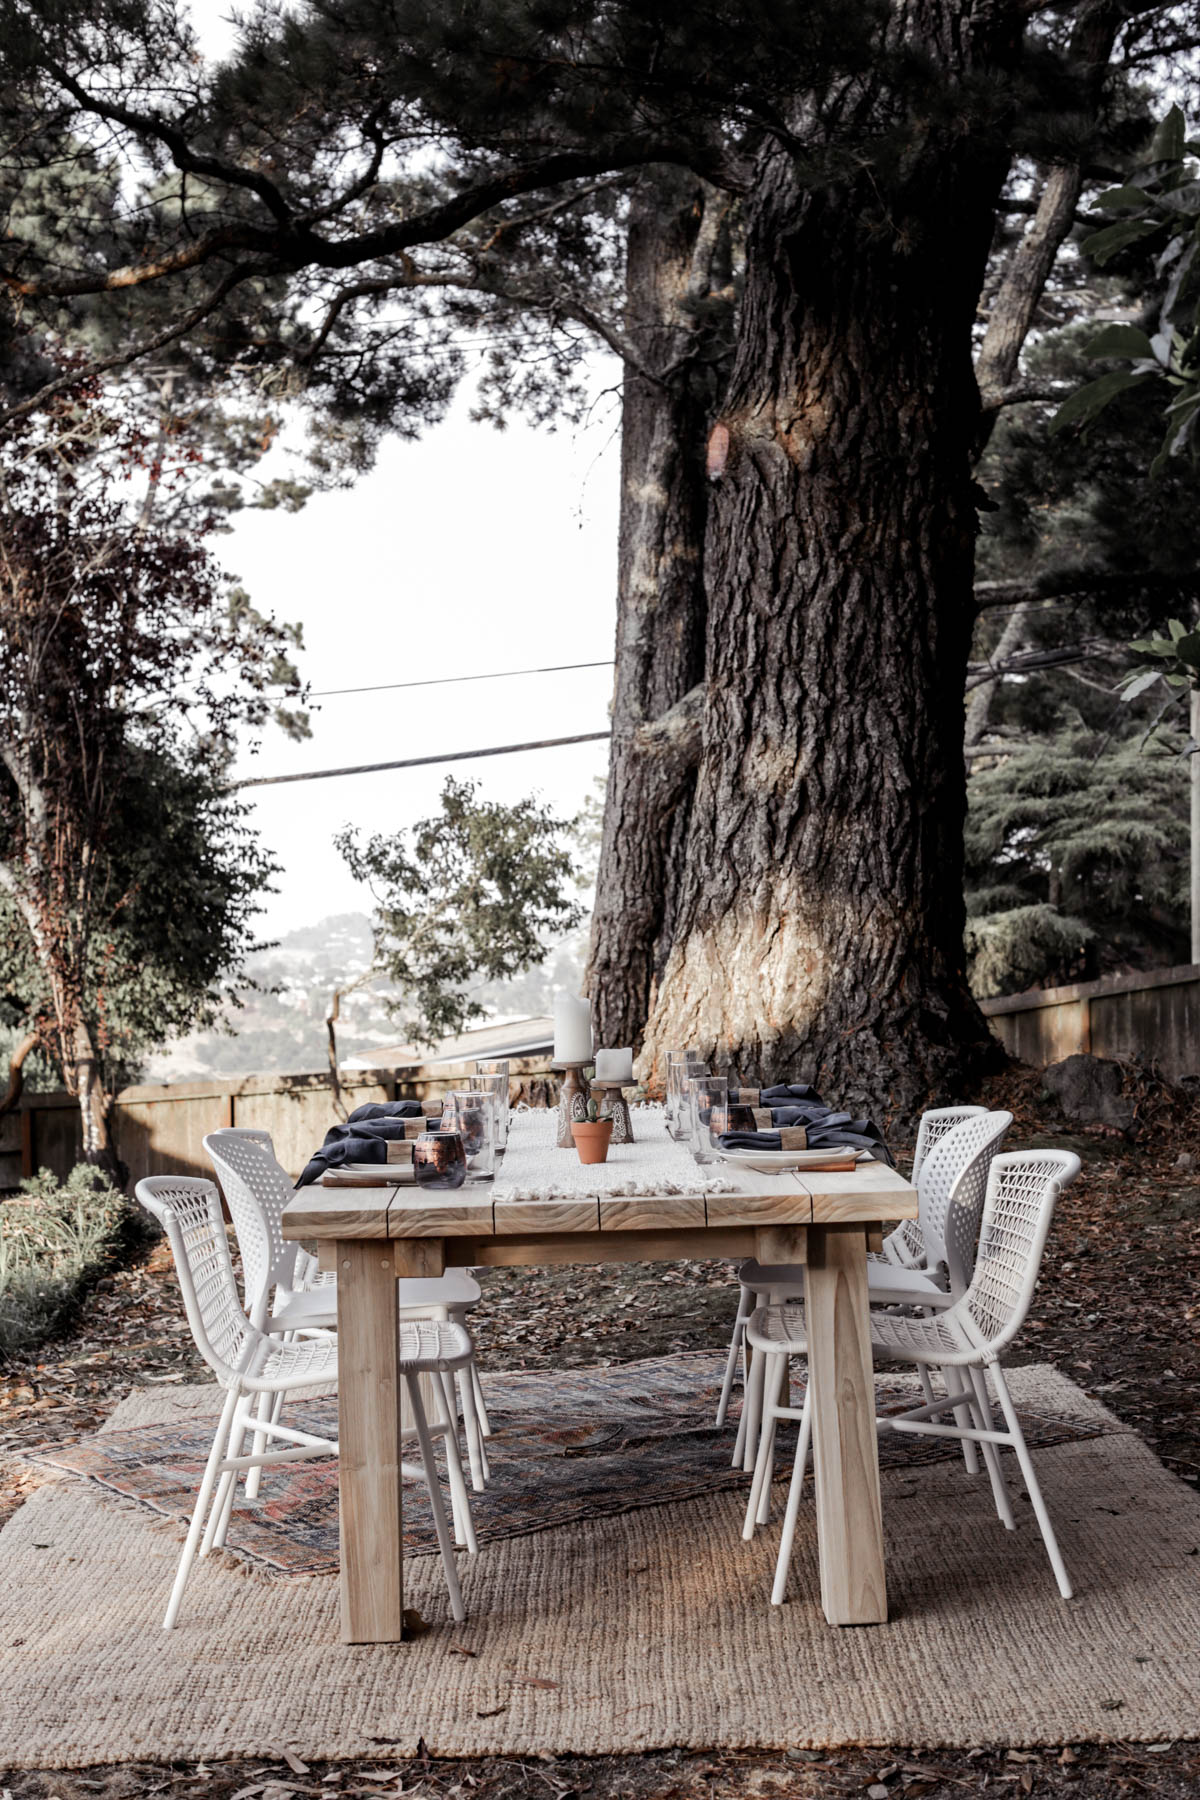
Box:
[685,1074,728,1163]
[441,1090,495,1181]
[412,1130,467,1191]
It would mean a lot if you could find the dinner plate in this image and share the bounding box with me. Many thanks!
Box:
[714,1145,872,1173]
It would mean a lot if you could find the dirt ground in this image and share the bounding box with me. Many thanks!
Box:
[2,1074,1197,1798]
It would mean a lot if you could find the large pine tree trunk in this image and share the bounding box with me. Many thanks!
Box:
[588,171,731,1047]
[639,132,1010,1118]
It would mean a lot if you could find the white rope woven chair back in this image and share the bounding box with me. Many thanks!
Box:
[916,1109,1013,1293]
[964,1149,1081,1355]
[135,1176,251,1382]
[890,1105,990,1266]
[203,1129,299,1324]
[218,1126,275,1154]
[911,1105,989,1183]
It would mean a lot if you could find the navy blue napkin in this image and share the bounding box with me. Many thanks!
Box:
[345,1100,426,1124]
[298,1112,442,1186]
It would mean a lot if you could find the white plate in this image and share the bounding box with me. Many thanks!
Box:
[714,1145,872,1173]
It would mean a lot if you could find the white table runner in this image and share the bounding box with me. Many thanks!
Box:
[493,1104,734,1200]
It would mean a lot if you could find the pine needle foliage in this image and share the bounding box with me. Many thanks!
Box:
[964,730,1190,995]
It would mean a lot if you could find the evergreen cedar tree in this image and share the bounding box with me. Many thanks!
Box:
[5,0,1200,1120]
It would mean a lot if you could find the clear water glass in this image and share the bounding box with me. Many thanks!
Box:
[412,1130,467,1190]
[440,1090,495,1181]
[474,1070,509,1151]
[685,1075,728,1163]
[666,1050,707,1138]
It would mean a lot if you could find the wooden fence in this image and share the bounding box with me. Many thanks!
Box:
[0,1058,556,1193]
[979,962,1200,1082]
[5,962,1197,1192]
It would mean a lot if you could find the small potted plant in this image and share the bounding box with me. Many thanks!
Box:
[571,1096,614,1165]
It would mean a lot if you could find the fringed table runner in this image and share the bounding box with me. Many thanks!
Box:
[494,1105,735,1201]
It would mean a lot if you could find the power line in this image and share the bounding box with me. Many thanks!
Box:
[234,730,613,790]
[309,658,614,699]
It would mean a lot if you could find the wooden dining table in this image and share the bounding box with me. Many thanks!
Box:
[281,1126,917,1644]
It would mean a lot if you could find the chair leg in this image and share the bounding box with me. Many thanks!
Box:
[438,1379,478,1555]
[201,1391,254,1556]
[457,1364,488,1491]
[756,1352,789,1526]
[163,1385,240,1630]
[991,1365,1073,1600]
[470,1357,492,1438]
[716,1285,752,1428]
[966,1365,1015,1531]
[244,1389,273,1501]
[743,1352,784,1538]
[405,1373,466,1620]
[736,1330,767,1472]
[771,1384,812,1606]
[937,1363,979,1475]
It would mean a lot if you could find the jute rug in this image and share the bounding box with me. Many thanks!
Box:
[3,1364,1199,1766]
[25,1351,1118,1573]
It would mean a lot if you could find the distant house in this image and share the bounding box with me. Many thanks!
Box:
[339,1015,554,1072]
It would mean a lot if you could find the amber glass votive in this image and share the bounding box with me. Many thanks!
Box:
[412,1130,467,1190]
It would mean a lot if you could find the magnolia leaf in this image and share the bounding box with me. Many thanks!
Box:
[1094,183,1152,212]
[1151,105,1187,165]
[1081,217,1164,265]
[1173,630,1200,665]
[1170,619,1188,639]
[1121,669,1164,700]
[1166,672,1191,686]
[1050,370,1153,434]
[1084,323,1156,360]
[1129,639,1160,654]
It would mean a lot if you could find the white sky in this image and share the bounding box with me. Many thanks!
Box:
[182,1,620,942]
[226,387,620,938]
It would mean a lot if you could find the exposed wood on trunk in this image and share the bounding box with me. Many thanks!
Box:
[0,1030,38,1125]
[639,65,1019,1117]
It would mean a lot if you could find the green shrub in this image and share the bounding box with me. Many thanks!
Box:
[0,1164,129,1357]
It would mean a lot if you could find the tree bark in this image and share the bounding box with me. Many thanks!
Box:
[640,115,1015,1119]
[588,170,733,1048]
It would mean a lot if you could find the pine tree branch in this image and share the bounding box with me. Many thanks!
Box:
[964,639,1118,692]
[0,262,262,427]
[974,569,1200,611]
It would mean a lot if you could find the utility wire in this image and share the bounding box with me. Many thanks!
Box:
[234,730,612,790]
[309,658,614,698]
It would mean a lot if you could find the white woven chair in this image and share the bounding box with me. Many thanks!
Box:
[203,1130,491,1497]
[715,1104,989,1441]
[135,1176,477,1629]
[743,1148,1082,1606]
[727,1110,1012,1471]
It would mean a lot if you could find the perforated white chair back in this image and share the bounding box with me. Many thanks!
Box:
[916,1109,1013,1294]
[963,1148,1081,1356]
[136,1176,252,1383]
[911,1105,989,1183]
[203,1129,301,1325]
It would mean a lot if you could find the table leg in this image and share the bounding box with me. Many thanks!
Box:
[802,1224,887,1625]
[335,1238,404,1643]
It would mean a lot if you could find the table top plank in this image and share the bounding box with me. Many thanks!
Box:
[283,1135,918,1243]
[493,1197,602,1236]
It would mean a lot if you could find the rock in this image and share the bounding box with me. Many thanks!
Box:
[1041,1054,1136,1133]
[1175,1151,1196,1172]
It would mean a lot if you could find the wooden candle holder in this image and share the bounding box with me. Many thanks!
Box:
[552,1060,591,1149]
[590,1079,635,1145]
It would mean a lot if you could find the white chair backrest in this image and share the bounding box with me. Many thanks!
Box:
[911,1105,989,1183]
[916,1110,1013,1294]
[203,1129,300,1325]
[135,1176,252,1383]
[963,1149,1081,1354]
[218,1126,276,1154]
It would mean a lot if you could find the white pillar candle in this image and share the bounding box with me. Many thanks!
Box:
[594,1047,634,1083]
[553,991,593,1063]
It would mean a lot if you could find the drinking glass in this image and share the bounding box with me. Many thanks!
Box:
[440,1089,495,1180]
[709,1100,759,1141]
[412,1130,467,1191]
[474,1070,510,1151]
[685,1074,728,1163]
[666,1050,707,1138]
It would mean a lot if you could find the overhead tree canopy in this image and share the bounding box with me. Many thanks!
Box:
[6,0,1200,1117]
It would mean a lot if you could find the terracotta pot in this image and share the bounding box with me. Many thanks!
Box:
[571,1118,614,1165]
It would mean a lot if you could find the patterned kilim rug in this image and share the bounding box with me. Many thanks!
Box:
[29,1349,1119,1575]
